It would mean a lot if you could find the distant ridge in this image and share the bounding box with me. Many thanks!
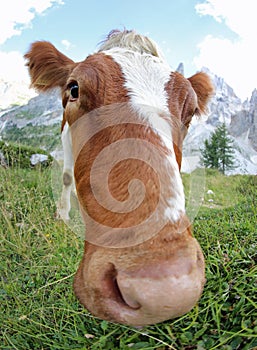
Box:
[0,69,257,174]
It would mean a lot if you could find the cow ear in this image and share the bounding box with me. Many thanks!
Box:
[24,41,75,92]
[188,72,214,115]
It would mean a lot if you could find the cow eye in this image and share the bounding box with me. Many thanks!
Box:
[68,82,79,99]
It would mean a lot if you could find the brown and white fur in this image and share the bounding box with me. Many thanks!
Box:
[25,29,213,326]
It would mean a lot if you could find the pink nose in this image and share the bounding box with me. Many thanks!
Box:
[114,246,205,325]
[73,237,205,327]
[101,242,205,326]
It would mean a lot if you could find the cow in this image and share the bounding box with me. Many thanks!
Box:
[25,29,213,327]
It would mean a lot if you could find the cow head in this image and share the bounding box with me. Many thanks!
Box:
[25,30,213,326]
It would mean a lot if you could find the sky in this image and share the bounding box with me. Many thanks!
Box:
[0,0,256,101]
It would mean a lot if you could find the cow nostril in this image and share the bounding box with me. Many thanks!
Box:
[113,277,125,304]
[103,264,140,310]
[113,277,141,310]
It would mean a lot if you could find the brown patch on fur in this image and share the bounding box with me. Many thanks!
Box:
[165,71,214,128]
[63,172,72,186]
[24,41,75,91]
[74,123,165,228]
[165,72,194,128]
[60,53,129,127]
[188,71,214,115]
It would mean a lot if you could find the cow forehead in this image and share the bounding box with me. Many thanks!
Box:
[63,48,188,232]
[65,49,196,126]
[102,48,172,113]
[68,49,191,106]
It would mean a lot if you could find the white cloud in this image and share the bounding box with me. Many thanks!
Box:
[194,0,257,100]
[0,0,64,90]
[0,0,64,45]
[0,51,29,82]
[0,51,37,108]
[61,39,72,50]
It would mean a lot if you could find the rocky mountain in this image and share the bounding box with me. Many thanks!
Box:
[182,68,257,175]
[1,88,62,128]
[229,89,257,150]
[0,88,63,153]
[0,70,257,174]
[0,79,37,110]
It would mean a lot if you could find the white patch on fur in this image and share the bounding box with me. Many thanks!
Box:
[56,122,74,221]
[62,123,74,171]
[103,49,185,222]
[104,48,173,150]
[163,155,185,222]
[104,48,171,112]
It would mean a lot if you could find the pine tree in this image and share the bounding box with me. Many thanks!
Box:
[201,123,236,174]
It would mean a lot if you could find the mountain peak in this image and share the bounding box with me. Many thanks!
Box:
[175,62,184,75]
[1,69,256,175]
[0,79,37,111]
[250,88,257,103]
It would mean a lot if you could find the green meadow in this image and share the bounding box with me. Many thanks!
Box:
[1,166,256,349]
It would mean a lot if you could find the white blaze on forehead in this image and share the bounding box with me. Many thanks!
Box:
[103,48,186,222]
[103,48,173,150]
[103,48,171,112]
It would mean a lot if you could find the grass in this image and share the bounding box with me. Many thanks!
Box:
[2,124,61,152]
[1,167,256,349]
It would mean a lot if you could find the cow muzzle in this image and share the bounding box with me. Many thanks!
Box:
[73,235,205,327]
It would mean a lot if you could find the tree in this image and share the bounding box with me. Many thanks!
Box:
[201,123,236,174]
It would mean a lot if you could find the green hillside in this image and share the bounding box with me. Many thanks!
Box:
[1,166,256,349]
[1,123,61,152]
